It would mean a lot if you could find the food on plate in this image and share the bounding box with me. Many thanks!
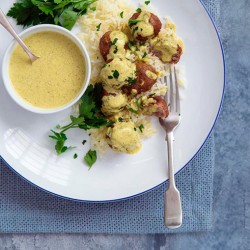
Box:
[9,31,86,109]
[99,31,129,61]
[101,90,128,116]
[150,34,183,64]
[122,62,158,95]
[106,121,142,154]
[47,0,184,167]
[100,57,136,90]
[129,11,162,41]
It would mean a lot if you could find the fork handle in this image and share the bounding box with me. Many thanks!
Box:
[164,132,182,228]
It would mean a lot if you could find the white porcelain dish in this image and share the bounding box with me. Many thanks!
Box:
[0,0,225,202]
[2,24,91,114]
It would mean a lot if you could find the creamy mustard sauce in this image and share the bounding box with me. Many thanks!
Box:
[106,121,141,154]
[150,34,179,63]
[145,70,158,80]
[101,92,127,116]
[100,57,136,90]
[9,31,86,109]
[107,31,128,61]
[132,11,154,38]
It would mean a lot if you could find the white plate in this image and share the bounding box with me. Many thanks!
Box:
[0,0,225,202]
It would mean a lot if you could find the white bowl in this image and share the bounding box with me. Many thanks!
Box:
[2,24,91,114]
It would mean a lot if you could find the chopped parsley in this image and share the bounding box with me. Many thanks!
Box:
[82,140,87,145]
[132,26,139,36]
[111,38,118,45]
[142,52,147,58]
[96,23,101,31]
[136,8,142,13]
[102,64,107,68]
[139,124,144,133]
[128,41,134,50]
[126,77,137,85]
[113,70,120,79]
[113,46,118,54]
[145,1,150,5]
[134,127,137,131]
[135,99,143,110]
[73,153,78,159]
[49,130,73,155]
[108,75,113,79]
[90,7,96,11]
[84,150,97,169]
[128,108,139,114]
[129,19,143,27]
[120,11,124,18]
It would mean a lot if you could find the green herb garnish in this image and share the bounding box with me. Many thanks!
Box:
[90,7,96,11]
[128,108,139,114]
[82,140,87,145]
[134,127,137,131]
[49,130,73,155]
[111,38,118,45]
[136,8,142,13]
[129,19,143,27]
[73,153,78,159]
[113,70,119,79]
[49,84,112,156]
[96,23,101,31]
[145,1,150,5]
[128,41,134,50]
[126,77,137,85]
[84,150,97,169]
[139,124,144,133]
[7,0,97,30]
[142,52,147,58]
[120,11,124,18]
[108,75,113,79]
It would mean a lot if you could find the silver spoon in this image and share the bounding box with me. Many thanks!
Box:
[0,8,40,63]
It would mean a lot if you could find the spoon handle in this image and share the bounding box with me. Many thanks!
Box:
[0,8,39,62]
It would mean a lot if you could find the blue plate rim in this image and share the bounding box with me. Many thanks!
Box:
[0,0,226,203]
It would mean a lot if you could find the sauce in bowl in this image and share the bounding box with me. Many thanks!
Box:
[9,31,86,109]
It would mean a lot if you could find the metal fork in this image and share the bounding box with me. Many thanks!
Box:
[159,66,182,228]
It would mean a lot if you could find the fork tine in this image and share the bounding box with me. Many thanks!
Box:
[169,66,175,112]
[174,67,180,114]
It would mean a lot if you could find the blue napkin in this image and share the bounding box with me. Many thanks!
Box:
[0,0,219,233]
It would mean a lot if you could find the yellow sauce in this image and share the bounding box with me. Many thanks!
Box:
[106,121,141,154]
[100,57,136,90]
[150,34,179,63]
[101,92,127,116]
[145,70,158,80]
[107,31,128,61]
[9,31,86,109]
[132,11,154,38]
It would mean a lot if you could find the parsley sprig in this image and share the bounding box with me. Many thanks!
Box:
[7,0,97,30]
[49,83,113,156]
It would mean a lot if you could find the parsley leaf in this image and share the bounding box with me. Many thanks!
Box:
[113,70,119,79]
[84,150,97,169]
[129,19,143,27]
[82,140,87,145]
[128,108,139,114]
[142,52,147,58]
[136,8,142,13]
[139,124,144,133]
[120,11,124,18]
[49,130,73,155]
[90,7,96,11]
[96,23,101,31]
[126,76,137,85]
[73,153,78,159]
[145,1,151,5]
